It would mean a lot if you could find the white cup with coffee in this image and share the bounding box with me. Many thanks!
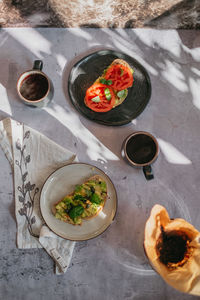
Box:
[17,60,54,108]
[122,131,159,180]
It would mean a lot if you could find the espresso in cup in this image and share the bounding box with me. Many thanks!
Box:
[123,131,159,180]
[17,60,54,108]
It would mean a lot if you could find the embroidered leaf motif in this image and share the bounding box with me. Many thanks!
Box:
[24,131,30,139]
[18,208,24,216]
[25,181,31,191]
[16,139,21,150]
[30,184,35,191]
[17,186,22,193]
[18,207,26,216]
[31,216,36,224]
[16,129,39,238]
[18,196,24,203]
[22,172,28,182]
[25,182,36,192]
[26,155,30,163]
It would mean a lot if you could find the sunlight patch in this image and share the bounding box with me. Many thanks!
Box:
[67,28,92,40]
[44,104,119,162]
[98,211,107,220]
[189,78,200,110]
[5,28,51,58]
[131,119,137,125]
[162,60,188,92]
[158,138,192,165]
[55,54,67,74]
[0,84,12,116]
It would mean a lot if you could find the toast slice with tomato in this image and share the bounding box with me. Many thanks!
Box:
[84,59,133,112]
[52,175,107,225]
[96,59,133,107]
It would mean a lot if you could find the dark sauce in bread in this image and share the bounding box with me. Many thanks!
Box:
[157,227,190,266]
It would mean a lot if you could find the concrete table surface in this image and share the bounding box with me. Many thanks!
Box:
[0,28,200,300]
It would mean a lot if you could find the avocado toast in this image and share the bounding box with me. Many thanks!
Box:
[52,175,107,225]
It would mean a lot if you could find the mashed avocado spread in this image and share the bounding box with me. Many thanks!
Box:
[54,176,107,225]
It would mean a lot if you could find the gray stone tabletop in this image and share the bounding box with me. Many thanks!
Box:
[0,28,200,300]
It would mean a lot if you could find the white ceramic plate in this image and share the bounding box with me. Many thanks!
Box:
[40,163,117,241]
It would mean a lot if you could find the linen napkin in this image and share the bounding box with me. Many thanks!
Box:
[0,117,76,274]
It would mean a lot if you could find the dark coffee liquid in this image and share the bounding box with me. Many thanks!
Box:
[20,74,49,101]
[157,228,189,265]
[126,134,157,164]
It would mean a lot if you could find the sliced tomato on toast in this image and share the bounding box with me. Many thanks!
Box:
[85,83,115,112]
[105,64,133,91]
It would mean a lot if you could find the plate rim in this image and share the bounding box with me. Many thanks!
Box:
[39,162,118,241]
[68,49,152,126]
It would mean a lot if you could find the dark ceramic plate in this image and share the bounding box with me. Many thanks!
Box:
[68,50,151,126]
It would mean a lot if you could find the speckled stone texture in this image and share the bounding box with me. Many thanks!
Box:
[0,0,199,28]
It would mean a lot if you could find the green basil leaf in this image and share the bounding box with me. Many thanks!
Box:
[105,94,111,101]
[104,88,110,94]
[90,193,101,204]
[100,78,107,84]
[104,88,111,101]
[91,96,100,102]
[106,80,112,85]
[120,68,124,76]
[68,205,84,220]
[100,79,112,86]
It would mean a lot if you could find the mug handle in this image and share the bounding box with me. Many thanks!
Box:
[33,60,43,71]
[143,165,154,180]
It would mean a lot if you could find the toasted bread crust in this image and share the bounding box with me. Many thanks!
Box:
[111,59,132,106]
[111,58,132,69]
[52,175,107,225]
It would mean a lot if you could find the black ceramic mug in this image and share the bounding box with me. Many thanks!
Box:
[122,131,159,180]
[17,60,54,108]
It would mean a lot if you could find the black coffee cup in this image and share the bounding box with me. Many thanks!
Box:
[17,60,54,108]
[122,131,159,180]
